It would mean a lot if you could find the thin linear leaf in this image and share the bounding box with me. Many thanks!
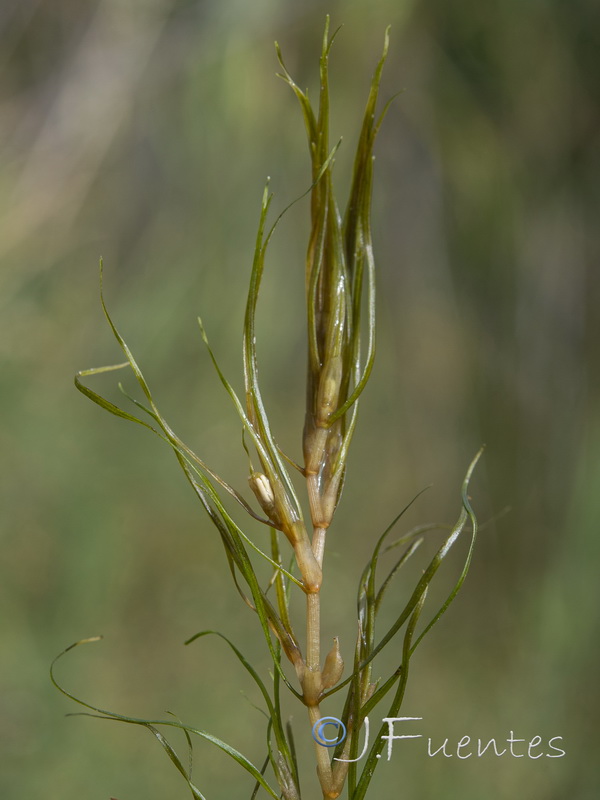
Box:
[328,28,391,425]
[75,364,159,434]
[144,723,207,800]
[76,334,298,672]
[169,446,303,692]
[357,487,431,634]
[51,638,281,800]
[83,362,302,592]
[184,630,296,778]
[250,719,273,800]
[374,538,423,614]
[197,317,275,479]
[285,719,300,795]
[115,381,272,527]
[82,269,294,548]
[323,453,479,703]
[364,448,483,667]
[166,711,195,791]
[383,522,452,554]
[185,631,275,717]
[242,182,305,519]
[270,529,294,636]
[352,588,427,800]
[409,448,482,653]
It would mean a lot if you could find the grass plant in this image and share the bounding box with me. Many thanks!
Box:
[53,18,481,800]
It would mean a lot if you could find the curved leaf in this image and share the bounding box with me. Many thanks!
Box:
[51,638,281,800]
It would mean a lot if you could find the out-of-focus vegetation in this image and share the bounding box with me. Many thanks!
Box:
[1,1,598,798]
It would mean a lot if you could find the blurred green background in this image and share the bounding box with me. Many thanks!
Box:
[1,0,598,798]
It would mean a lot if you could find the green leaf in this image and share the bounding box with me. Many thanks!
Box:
[197,316,270,469]
[270,529,294,637]
[358,488,430,651]
[185,631,275,717]
[322,452,481,704]
[75,363,159,434]
[242,182,305,521]
[374,538,423,614]
[328,27,391,425]
[77,276,306,693]
[51,638,281,800]
[115,380,272,527]
[409,447,483,653]
[250,719,273,800]
[363,448,483,670]
[143,723,207,800]
[352,587,427,799]
[185,630,297,786]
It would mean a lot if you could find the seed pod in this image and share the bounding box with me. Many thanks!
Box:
[293,533,323,592]
[321,425,344,512]
[316,355,343,426]
[322,636,344,689]
[248,471,282,527]
[362,681,378,705]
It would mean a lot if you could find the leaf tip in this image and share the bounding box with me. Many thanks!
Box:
[197,316,208,344]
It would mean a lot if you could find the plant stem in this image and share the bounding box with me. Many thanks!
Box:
[304,459,339,797]
[308,702,338,799]
[312,525,327,566]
